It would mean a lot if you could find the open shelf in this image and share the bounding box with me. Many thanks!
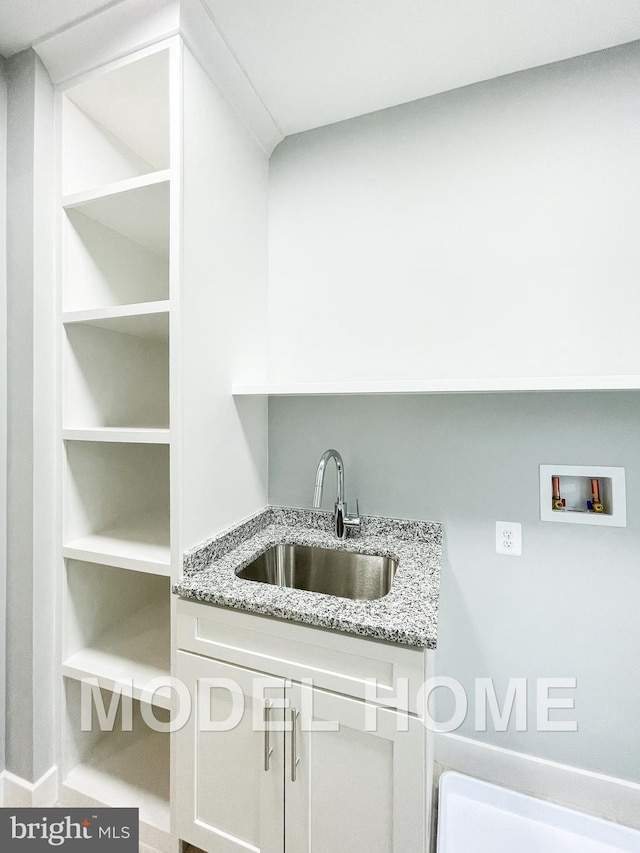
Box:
[63,428,170,444]
[63,303,169,337]
[63,312,169,429]
[63,562,171,708]
[231,374,640,396]
[63,300,170,328]
[63,173,170,257]
[62,729,170,831]
[63,512,171,576]
[64,442,170,570]
[62,47,170,196]
[63,202,169,311]
[62,682,170,833]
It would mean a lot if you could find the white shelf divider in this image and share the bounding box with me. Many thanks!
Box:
[62,540,170,576]
[63,512,171,576]
[63,307,169,340]
[63,428,170,444]
[232,374,640,396]
[62,172,170,257]
[62,300,170,326]
[62,169,171,210]
[63,598,171,710]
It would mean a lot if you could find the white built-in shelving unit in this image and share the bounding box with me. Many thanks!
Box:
[48,11,271,845]
[59,42,176,848]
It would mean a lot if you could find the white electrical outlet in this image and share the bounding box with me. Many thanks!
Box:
[496,521,522,556]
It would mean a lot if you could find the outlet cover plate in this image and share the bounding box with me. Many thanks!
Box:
[496,521,522,556]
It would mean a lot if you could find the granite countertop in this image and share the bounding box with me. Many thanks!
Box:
[173,506,442,648]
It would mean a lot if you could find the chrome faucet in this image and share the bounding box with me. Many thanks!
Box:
[313,449,361,539]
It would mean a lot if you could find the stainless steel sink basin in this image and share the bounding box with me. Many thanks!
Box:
[236,544,397,601]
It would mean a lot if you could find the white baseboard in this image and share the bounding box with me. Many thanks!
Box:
[434,732,640,831]
[0,771,4,806]
[1,765,59,808]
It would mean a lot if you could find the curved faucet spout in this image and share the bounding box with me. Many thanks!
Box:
[312,449,360,539]
[313,449,345,509]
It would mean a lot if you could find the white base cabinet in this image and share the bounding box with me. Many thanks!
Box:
[286,681,426,853]
[175,600,430,853]
[176,654,285,853]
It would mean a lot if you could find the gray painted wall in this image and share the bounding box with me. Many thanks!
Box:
[0,56,7,775]
[6,49,56,783]
[268,391,640,783]
[267,40,640,786]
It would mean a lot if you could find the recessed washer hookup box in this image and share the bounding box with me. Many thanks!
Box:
[539,464,626,527]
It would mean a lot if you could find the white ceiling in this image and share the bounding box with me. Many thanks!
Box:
[204,0,640,135]
[3,0,640,136]
[0,0,117,58]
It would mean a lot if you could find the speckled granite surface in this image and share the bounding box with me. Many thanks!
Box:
[174,507,442,648]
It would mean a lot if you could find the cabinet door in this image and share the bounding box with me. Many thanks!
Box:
[174,651,285,853]
[285,683,426,853]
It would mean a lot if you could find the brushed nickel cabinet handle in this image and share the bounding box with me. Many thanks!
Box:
[264,700,273,771]
[290,708,300,782]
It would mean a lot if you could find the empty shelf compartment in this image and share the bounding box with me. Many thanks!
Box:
[62,47,170,196]
[63,311,169,429]
[63,561,171,707]
[64,442,170,571]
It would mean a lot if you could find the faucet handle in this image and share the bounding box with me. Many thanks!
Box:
[344,498,361,531]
